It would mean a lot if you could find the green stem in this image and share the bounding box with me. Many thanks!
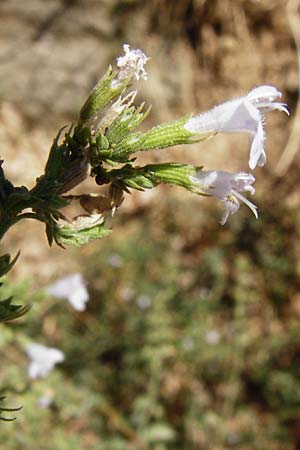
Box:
[0,213,46,241]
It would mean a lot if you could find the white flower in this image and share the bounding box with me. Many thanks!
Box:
[185,86,289,169]
[181,336,195,352]
[46,273,89,311]
[204,330,221,345]
[37,394,53,409]
[25,343,65,379]
[191,170,258,225]
[107,253,123,268]
[116,44,149,81]
[136,294,152,310]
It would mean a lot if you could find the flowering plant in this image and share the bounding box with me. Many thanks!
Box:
[0,44,288,419]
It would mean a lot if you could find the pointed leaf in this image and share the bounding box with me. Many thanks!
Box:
[0,252,20,278]
[0,297,31,322]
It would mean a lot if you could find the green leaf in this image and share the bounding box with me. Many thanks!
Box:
[45,220,55,247]
[44,126,70,178]
[0,296,31,322]
[54,223,112,247]
[0,252,20,278]
[35,125,89,199]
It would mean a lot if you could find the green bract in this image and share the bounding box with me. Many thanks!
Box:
[112,115,211,158]
[79,67,129,122]
[105,163,205,194]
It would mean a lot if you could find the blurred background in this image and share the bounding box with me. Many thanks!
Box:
[1,0,300,449]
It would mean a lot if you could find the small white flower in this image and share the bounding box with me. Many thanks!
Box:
[191,170,258,225]
[181,336,195,352]
[46,273,89,311]
[116,44,149,81]
[136,294,152,310]
[25,343,64,379]
[204,330,221,345]
[107,253,123,268]
[185,86,289,169]
[37,394,53,409]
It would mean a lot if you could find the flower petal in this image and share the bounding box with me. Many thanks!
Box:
[25,343,65,379]
[220,197,240,225]
[116,44,149,81]
[249,121,265,169]
[247,85,282,103]
[232,190,258,219]
[46,273,89,311]
[191,170,232,198]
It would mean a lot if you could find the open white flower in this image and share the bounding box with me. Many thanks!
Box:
[185,86,289,169]
[191,170,258,225]
[46,273,89,311]
[25,343,65,379]
[116,44,149,81]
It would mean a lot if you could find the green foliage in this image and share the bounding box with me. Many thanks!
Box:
[0,297,31,322]
[0,53,214,250]
[104,163,204,192]
[103,115,212,162]
[0,253,20,278]
[0,46,217,421]
[112,115,194,155]
[33,125,90,198]
[0,397,22,422]
[79,66,129,121]
[106,101,151,146]
[1,180,300,448]
[0,43,291,439]
[90,108,212,165]
[53,222,112,248]
[0,254,30,324]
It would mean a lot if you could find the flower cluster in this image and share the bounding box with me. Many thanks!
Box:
[116,44,149,82]
[185,86,289,223]
[44,45,289,236]
[92,47,288,225]
[0,46,289,257]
